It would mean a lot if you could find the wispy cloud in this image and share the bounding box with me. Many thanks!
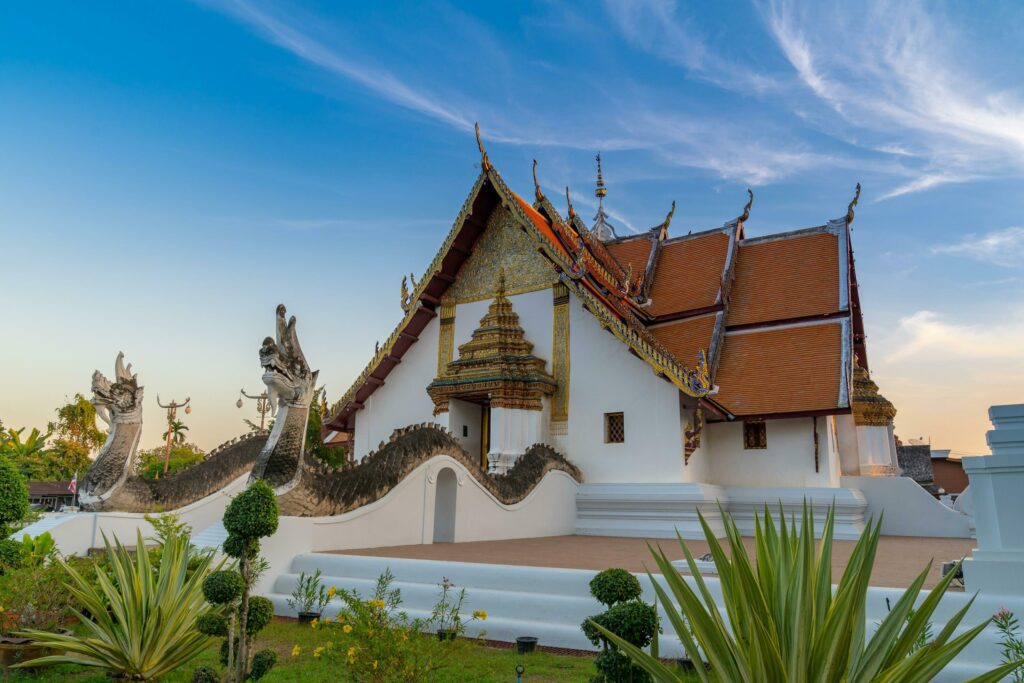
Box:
[762,0,1024,199]
[932,226,1024,267]
[603,0,778,94]
[884,310,1024,362]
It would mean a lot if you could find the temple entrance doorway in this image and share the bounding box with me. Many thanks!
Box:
[432,468,457,543]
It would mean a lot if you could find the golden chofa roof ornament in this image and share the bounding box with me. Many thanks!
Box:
[847,182,862,226]
[737,188,754,224]
[851,363,897,427]
[426,270,556,415]
[475,122,491,172]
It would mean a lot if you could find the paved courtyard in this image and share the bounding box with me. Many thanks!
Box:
[335,534,976,589]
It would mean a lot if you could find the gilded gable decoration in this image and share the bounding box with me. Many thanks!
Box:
[427,272,556,415]
[442,204,557,304]
[550,282,571,424]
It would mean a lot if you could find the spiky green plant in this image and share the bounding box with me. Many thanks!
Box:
[14,528,220,680]
[591,504,1023,683]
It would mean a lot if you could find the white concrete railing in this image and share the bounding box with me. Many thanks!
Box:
[963,403,1024,595]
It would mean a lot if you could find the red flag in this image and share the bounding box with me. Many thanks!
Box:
[68,472,77,495]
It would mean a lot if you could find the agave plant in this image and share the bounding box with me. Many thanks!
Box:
[592,504,1023,683]
[15,528,220,680]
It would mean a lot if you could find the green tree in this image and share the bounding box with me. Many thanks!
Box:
[0,426,52,462]
[162,419,189,445]
[48,394,105,451]
[0,456,29,536]
[135,443,205,480]
[306,386,346,469]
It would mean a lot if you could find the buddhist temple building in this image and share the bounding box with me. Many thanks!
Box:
[326,129,899,493]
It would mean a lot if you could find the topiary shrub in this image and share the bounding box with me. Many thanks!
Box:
[196,613,228,638]
[191,665,219,683]
[589,568,642,607]
[245,596,274,635]
[222,481,278,539]
[582,568,658,683]
[210,480,280,682]
[0,458,28,532]
[203,570,244,605]
[248,649,278,680]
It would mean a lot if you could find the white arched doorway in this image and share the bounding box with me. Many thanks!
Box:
[433,468,457,543]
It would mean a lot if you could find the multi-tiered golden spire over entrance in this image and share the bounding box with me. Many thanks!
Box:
[426,271,556,415]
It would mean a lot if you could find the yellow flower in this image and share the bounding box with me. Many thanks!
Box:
[313,646,325,659]
[342,624,353,634]
[327,586,337,598]
[310,618,319,630]
[472,609,487,621]
[372,660,378,670]
[291,645,301,657]
[368,599,386,610]
[346,646,358,663]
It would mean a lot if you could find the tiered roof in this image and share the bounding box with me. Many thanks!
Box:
[326,129,863,431]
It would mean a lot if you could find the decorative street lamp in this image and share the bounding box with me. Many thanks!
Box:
[156,394,191,475]
[237,389,271,432]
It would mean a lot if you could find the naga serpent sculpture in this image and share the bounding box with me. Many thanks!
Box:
[79,353,267,513]
[80,304,581,516]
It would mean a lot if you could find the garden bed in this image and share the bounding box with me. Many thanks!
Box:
[4,618,600,682]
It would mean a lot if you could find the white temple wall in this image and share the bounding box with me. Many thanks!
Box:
[565,298,685,483]
[704,417,841,488]
[836,413,861,476]
[353,315,441,459]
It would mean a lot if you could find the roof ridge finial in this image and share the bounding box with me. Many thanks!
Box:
[475,122,491,172]
[533,159,543,202]
[737,188,753,224]
[566,186,577,220]
[497,267,507,297]
[847,182,861,226]
[595,152,606,204]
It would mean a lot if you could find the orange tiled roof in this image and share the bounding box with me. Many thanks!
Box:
[606,236,653,274]
[713,321,844,416]
[650,314,717,370]
[727,232,840,326]
[647,231,731,316]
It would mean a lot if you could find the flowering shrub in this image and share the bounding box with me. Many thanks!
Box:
[293,569,447,681]
[430,576,486,637]
[995,608,1024,683]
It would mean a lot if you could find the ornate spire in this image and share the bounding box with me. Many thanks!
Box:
[737,188,754,224]
[532,159,543,202]
[475,122,491,172]
[847,182,861,226]
[592,152,617,241]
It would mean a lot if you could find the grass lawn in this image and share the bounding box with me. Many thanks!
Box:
[5,618,599,682]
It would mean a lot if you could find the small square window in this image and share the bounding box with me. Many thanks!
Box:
[743,421,767,449]
[462,425,469,438]
[605,412,625,443]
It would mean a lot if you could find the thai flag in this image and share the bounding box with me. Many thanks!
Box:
[68,472,77,495]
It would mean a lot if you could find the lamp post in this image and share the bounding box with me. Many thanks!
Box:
[236,389,271,432]
[156,394,191,475]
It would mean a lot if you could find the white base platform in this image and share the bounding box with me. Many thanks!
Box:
[575,483,867,540]
[264,551,1011,682]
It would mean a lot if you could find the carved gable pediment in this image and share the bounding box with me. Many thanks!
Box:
[442,204,557,304]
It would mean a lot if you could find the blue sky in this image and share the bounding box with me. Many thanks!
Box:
[2,1,1023,453]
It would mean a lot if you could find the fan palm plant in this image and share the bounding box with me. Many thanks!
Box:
[591,504,1022,683]
[15,528,220,680]
[162,420,189,445]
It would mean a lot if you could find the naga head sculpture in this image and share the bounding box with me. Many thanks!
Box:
[91,352,144,427]
[260,304,319,413]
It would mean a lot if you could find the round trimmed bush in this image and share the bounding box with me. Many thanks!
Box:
[589,568,642,607]
[196,612,228,637]
[0,458,28,528]
[249,648,278,680]
[191,666,219,683]
[202,570,244,605]
[246,596,274,635]
[586,600,658,648]
[222,533,259,560]
[223,480,279,540]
